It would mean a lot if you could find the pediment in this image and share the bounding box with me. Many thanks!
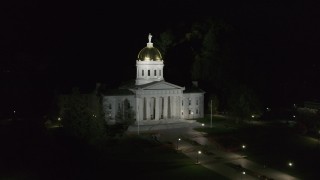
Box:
[141,81,185,90]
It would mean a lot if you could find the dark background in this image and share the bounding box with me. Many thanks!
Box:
[1,0,319,118]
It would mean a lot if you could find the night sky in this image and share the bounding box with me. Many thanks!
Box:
[1,0,319,117]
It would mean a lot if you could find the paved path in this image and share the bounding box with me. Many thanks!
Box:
[155,125,300,180]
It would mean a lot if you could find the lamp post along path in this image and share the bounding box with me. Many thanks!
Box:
[176,138,181,150]
[210,99,212,128]
[242,144,246,157]
[196,150,201,164]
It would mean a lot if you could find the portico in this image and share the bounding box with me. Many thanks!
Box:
[134,81,185,124]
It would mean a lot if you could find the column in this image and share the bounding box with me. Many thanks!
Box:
[140,97,144,121]
[171,96,176,119]
[136,98,139,123]
[160,97,163,119]
[163,96,168,119]
[151,97,154,120]
[169,96,172,119]
[155,97,159,120]
[177,96,181,119]
[146,97,150,120]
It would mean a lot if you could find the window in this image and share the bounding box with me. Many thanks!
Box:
[154,70,156,76]
[182,111,184,115]
[182,100,184,106]
[148,70,150,76]
[142,70,144,76]
[196,99,199,105]
[109,104,112,109]
[159,70,161,76]
[196,109,199,114]
[189,110,191,114]
[189,99,191,105]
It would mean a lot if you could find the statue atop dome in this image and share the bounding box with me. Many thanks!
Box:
[148,33,152,43]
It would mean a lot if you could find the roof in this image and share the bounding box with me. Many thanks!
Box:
[183,85,205,93]
[101,88,134,96]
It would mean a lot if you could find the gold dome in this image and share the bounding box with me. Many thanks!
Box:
[137,33,162,61]
[138,46,162,61]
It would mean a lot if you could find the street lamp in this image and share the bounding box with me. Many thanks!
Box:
[13,110,16,120]
[201,123,205,127]
[210,99,213,128]
[176,138,181,150]
[191,111,194,119]
[318,130,320,148]
[241,171,246,180]
[196,150,201,164]
[288,162,293,167]
[242,144,246,157]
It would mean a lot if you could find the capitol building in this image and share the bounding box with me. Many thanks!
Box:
[101,34,205,130]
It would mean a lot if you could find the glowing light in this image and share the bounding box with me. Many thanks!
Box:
[202,123,205,126]
[251,115,255,118]
[242,145,246,149]
[196,150,202,164]
[176,138,181,150]
[242,171,246,175]
[288,162,293,167]
[144,56,150,61]
[293,115,296,118]
[58,117,61,121]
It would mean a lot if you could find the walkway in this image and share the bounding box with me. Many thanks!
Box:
[155,125,300,180]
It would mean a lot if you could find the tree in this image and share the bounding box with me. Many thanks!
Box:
[190,19,234,91]
[296,107,320,135]
[227,84,262,123]
[207,94,219,115]
[154,30,174,59]
[59,87,107,145]
[157,17,267,118]
[115,99,135,128]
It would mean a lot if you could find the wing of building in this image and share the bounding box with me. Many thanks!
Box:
[100,34,205,126]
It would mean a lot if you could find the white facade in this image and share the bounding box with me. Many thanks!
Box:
[102,34,205,125]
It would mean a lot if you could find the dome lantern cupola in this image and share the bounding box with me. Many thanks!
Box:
[137,33,162,61]
[136,33,164,85]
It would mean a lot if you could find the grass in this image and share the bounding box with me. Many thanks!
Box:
[195,116,320,179]
[0,122,227,180]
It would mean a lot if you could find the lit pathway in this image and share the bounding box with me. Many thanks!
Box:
[157,125,300,180]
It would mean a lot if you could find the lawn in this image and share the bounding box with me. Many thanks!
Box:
[195,116,320,179]
[0,121,227,180]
